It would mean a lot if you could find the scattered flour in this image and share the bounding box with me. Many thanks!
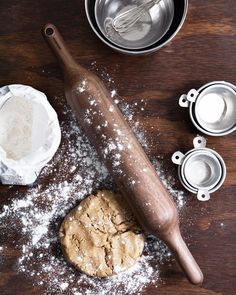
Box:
[60,282,69,291]
[0,69,186,294]
[109,105,114,112]
[111,90,117,98]
[77,80,87,93]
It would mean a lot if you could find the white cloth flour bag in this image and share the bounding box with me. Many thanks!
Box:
[0,84,61,185]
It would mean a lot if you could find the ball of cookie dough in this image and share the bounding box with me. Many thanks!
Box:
[59,190,145,277]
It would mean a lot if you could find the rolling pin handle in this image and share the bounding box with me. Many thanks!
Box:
[42,23,78,71]
[166,228,204,285]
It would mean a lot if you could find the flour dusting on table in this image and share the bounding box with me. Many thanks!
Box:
[0,74,186,294]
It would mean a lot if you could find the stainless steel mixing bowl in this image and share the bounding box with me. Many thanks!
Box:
[85,0,188,55]
[94,0,174,50]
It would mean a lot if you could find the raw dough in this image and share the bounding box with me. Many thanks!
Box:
[59,190,145,277]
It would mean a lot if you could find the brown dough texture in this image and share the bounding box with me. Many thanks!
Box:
[59,190,145,277]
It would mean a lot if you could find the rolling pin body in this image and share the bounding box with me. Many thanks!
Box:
[43,24,203,285]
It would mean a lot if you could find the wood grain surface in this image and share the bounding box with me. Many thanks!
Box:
[0,0,236,294]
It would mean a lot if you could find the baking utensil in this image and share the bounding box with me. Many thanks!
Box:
[172,136,226,201]
[43,23,203,285]
[179,81,236,136]
[112,0,163,34]
[95,0,174,50]
[86,0,188,54]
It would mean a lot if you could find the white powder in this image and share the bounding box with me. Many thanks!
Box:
[197,93,226,124]
[154,160,185,209]
[109,105,114,112]
[111,90,117,98]
[0,72,186,294]
[0,96,33,160]
[60,282,69,291]
[78,80,87,93]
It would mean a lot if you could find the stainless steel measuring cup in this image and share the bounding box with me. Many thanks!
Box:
[179,81,236,136]
[172,136,226,201]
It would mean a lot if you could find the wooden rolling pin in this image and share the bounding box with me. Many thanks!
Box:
[43,24,203,285]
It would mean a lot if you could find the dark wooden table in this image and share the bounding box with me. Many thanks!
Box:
[0,0,236,294]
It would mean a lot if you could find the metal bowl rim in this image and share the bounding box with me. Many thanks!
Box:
[85,0,188,55]
[94,0,175,50]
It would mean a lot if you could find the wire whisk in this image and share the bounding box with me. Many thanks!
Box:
[112,0,163,34]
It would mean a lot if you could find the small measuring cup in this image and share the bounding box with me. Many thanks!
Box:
[172,136,226,201]
[179,81,236,136]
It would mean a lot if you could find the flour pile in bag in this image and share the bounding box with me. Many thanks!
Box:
[0,96,33,160]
